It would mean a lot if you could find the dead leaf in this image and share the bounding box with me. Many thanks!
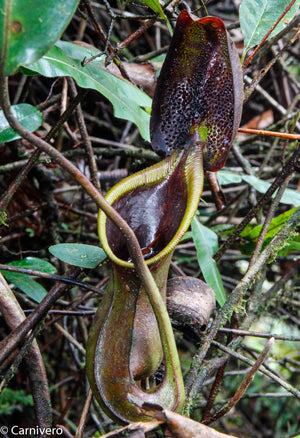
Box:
[73,41,156,97]
[142,404,238,438]
[106,63,156,98]
[163,410,238,438]
[237,109,274,141]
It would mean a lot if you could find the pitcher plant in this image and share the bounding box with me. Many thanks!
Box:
[86,143,203,423]
[86,9,243,424]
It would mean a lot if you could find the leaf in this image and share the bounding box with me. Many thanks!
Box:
[0,257,57,302]
[144,405,236,438]
[150,10,243,172]
[0,0,80,76]
[238,207,300,255]
[240,0,300,56]
[240,207,298,240]
[6,256,56,273]
[139,0,167,20]
[0,104,43,142]
[214,171,300,206]
[23,41,152,141]
[1,272,48,303]
[49,243,106,268]
[138,0,173,34]
[218,170,243,185]
[242,175,300,206]
[191,218,226,306]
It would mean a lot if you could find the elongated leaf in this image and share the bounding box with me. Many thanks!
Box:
[6,257,56,273]
[140,0,167,20]
[24,41,151,141]
[0,257,56,303]
[242,174,300,206]
[240,0,300,56]
[0,0,80,76]
[218,170,243,185]
[0,104,42,142]
[191,218,226,306]
[216,170,300,206]
[49,243,106,268]
[1,271,48,303]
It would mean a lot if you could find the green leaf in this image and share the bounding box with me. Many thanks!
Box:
[2,271,48,303]
[191,218,226,306]
[23,41,152,141]
[241,207,298,240]
[216,171,300,206]
[49,243,106,268]
[6,256,56,273]
[0,104,42,142]
[138,0,172,34]
[0,0,80,76]
[218,170,243,185]
[238,207,300,255]
[140,0,167,20]
[0,257,57,302]
[242,175,300,206]
[240,0,300,56]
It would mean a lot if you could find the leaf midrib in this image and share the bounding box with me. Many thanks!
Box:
[42,53,149,129]
[245,0,269,52]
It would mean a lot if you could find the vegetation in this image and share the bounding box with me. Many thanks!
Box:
[0,0,299,437]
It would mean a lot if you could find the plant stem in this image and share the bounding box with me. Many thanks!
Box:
[0,267,81,366]
[0,77,184,406]
[0,264,103,294]
[205,338,275,424]
[238,128,300,140]
[0,274,52,428]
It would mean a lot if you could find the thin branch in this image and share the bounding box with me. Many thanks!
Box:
[205,338,275,424]
[214,144,299,262]
[243,0,298,67]
[0,274,52,428]
[238,128,300,140]
[75,389,93,438]
[184,207,300,414]
[0,264,104,294]
[202,361,227,423]
[211,339,300,399]
[54,323,86,356]
[0,149,40,215]
[68,78,101,191]
[0,267,81,366]
[218,328,300,342]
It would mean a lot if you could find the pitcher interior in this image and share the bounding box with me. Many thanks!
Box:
[105,160,188,262]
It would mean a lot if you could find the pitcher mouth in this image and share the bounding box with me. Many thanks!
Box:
[98,143,204,268]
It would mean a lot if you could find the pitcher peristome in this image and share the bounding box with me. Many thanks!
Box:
[86,144,203,423]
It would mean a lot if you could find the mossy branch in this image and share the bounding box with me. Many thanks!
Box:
[184,206,300,415]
